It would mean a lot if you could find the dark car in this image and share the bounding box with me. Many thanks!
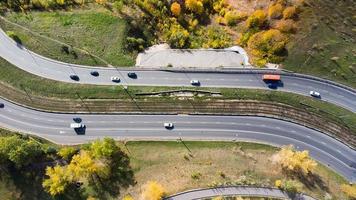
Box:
[0,103,4,108]
[90,71,99,77]
[127,72,137,79]
[70,74,79,81]
[73,117,82,123]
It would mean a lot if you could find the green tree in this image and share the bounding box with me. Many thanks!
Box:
[0,135,43,168]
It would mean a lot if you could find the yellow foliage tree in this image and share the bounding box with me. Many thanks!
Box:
[246,10,267,28]
[341,184,356,199]
[170,2,181,17]
[283,6,297,19]
[247,29,288,66]
[141,181,166,200]
[275,145,317,174]
[185,0,204,14]
[268,3,283,19]
[42,165,70,196]
[67,150,107,181]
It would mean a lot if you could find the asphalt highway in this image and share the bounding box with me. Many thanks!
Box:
[0,29,355,112]
[0,98,355,181]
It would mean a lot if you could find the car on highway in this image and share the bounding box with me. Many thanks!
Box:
[111,76,121,82]
[70,74,79,81]
[0,103,4,108]
[73,117,82,123]
[127,72,137,79]
[190,80,200,86]
[70,123,85,129]
[164,122,174,129]
[310,91,321,98]
[90,71,99,77]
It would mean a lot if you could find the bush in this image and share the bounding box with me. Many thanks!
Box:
[6,31,22,44]
[247,29,288,65]
[341,184,356,199]
[224,10,247,26]
[268,3,284,19]
[191,172,202,180]
[185,0,204,14]
[246,10,267,29]
[283,6,297,19]
[275,19,296,33]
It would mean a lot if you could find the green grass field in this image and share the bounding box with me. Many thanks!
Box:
[1,6,135,66]
[283,0,356,88]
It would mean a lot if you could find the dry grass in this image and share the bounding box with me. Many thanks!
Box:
[119,141,348,199]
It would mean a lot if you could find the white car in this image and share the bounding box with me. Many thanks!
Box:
[70,123,85,129]
[111,76,120,82]
[190,80,200,86]
[309,91,321,98]
[164,122,174,129]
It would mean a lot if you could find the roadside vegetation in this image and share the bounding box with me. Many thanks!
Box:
[1,0,303,67]
[0,6,135,66]
[0,129,354,200]
[282,0,356,88]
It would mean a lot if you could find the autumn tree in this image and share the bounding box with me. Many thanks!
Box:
[283,6,297,19]
[58,146,77,161]
[141,181,166,200]
[163,19,189,48]
[247,29,288,66]
[274,145,317,174]
[170,2,181,17]
[185,0,204,14]
[43,138,134,197]
[341,184,356,199]
[246,10,267,29]
[268,3,283,19]
[43,165,70,196]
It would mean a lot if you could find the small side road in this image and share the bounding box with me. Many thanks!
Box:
[165,186,317,200]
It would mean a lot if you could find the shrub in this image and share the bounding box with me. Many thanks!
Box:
[283,6,297,19]
[341,184,356,199]
[141,181,166,200]
[185,0,204,14]
[191,172,202,180]
[275,19,296,33]
[247,29,288,65]
[246,10,267,29]
[268,3,283,19]
[163,20,189,48]
[170,2,181,17]
[224,10,247,26]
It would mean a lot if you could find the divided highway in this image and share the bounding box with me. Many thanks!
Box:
[0,28,356,182]
[0,98,355,182]
[0,29,355,112]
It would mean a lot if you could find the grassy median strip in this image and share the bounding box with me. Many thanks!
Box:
[0,129,349,200]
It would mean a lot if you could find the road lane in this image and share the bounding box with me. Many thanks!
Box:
[0,98,355,181]
[0,29,355,112]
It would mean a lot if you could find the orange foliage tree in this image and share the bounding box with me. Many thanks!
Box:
[170,2,181,17]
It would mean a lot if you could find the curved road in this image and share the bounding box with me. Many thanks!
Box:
[0,29,355,112]
[165,186,316,200]
[0,98,355,181]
